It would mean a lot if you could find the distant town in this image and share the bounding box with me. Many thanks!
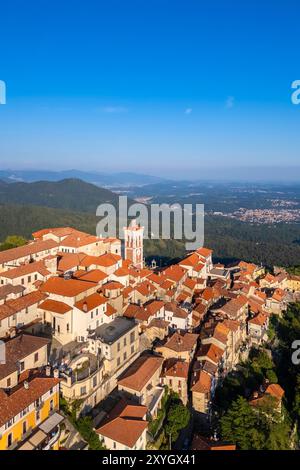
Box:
[0,221,299,451]
[212,206,300,224]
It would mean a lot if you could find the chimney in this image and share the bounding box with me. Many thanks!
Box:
[45,365,51,377]
[53,368,59,379]
[83,301,88,312]
[24,381,29,390]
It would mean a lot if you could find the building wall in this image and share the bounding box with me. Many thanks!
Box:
[0,303,43,338]
[192,390,209,414]
[162,376,188,405]
[0,384,59,450]
[0,343,48,389]
[98,325,139,376]
[98,428,147,451]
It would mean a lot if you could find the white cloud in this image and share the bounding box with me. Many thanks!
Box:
[102,106,128,114]
[225,96,235,109]
[185,108,192,115]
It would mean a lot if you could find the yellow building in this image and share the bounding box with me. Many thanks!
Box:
[287,275,300,292]
[0,374,61,451]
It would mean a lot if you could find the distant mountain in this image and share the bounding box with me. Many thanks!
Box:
[0,170,167,187]
[0,178,136,213]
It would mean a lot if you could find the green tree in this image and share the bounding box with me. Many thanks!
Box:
[220,397,265,450]
[0,234,27,251]
[221,396,291,450]
[164,399,190,443]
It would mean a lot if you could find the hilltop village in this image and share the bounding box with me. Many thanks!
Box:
[0,221,299,451]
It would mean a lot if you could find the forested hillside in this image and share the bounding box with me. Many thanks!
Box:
[1,202,300,266]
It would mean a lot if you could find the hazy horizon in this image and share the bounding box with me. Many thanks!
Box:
[1,165,300,183]
[1,1,300,176]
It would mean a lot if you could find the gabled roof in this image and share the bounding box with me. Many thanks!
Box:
[266,383,284,400]
[196,247,213,258]
[96,411,148,448]
[74,269,108,284]
[40,277,95,297]
[39,299,72,315]
[0,260,50,280]
[118,355,163,392]
[164,301,188,319]
[191,370,211,393]
[0,239,58,265]
[0,335,50,380]
[161,331,198,353]
[161,359,189,379]
[197,343,225,364]
[0,290,47,321]
[75,293,107,312]
[0,376,60,427]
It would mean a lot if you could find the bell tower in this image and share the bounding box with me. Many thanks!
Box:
[123,219,144,269]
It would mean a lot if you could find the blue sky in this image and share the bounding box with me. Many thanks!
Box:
[0,0,300,179]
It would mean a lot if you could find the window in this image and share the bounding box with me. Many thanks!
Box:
[124,337,127,346]
[7,377,11,388]
[117,357,120,367]
[7,433,13,448]
[67,323,70,332]
[117,342,120,352]
[113,442,116,449]
[91,311,94,319]
[130,331,135,343]
[5,417,14,430]
[50,399,54,412]
[28,276,31,283]
[96,309,98,316]
[35,274,38,281]
[93,376,97,388]
[80,386,86,396]
[123,352,127,361]
[34,352,39,363]
[131,345,134,354]
[22,421,27,435]
[19,361,25,372]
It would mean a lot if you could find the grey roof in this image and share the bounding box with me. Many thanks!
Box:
[95,317,136,344]
[0,284,25,300]
[39,412,64,434]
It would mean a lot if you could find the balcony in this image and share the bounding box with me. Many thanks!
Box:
[146,385,165,418]
[60,353,103,385]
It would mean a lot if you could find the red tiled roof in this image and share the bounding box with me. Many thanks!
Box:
[0,239,58,265]
[39,299,72,315]
[40,277,96,297]
[191,370,211,393]
[75,293,107,312]
[0,376,60,427]
[0,290,47,321]
[118,355,163,392]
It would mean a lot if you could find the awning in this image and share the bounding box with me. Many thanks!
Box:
[39,412,64,434]
[18,441,35,451]
[29,429,47,447]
